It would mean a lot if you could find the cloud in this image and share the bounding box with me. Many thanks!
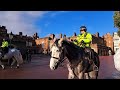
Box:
[50,11,70,18]
[44,22,50,27]
[0,11,49,36]
[55,34,60,39]
[45,34,51,37]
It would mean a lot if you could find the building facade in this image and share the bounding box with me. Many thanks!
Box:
[103,33,114,51]
[0,25,41,59]
[113,32,120,53]
[35,32,114,56]
[35,37,50,54]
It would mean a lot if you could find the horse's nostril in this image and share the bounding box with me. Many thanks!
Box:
[51,66,55,70]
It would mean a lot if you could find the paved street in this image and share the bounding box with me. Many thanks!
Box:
[0,54,120,79]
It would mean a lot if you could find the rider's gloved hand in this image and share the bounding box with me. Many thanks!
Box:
[81,40,84,44]
[74,39,77,42]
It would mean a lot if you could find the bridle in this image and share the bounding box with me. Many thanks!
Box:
[51,45,67,66]
[52,57,67,67]
[51,57,59,60]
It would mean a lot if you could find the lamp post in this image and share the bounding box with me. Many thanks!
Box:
[9,32,13,48]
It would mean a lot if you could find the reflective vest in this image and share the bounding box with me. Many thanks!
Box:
[73,32,92,48]
[1,41,9,48]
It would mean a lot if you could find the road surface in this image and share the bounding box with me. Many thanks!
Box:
[0,54,119,79]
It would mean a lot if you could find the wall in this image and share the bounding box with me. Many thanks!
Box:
[35,37,49,53]
[103,33,114,51]
[113,32,120,53]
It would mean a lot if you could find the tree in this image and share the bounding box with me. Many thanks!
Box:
[117,29,120,37]
[113,11,120,36]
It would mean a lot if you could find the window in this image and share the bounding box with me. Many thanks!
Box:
[42,41,44,48]
[42,43,44,48]
[26,41,29,46]
[116,48,119,51]
[114,39,119,40]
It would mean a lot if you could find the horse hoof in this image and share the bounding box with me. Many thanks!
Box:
[2,67,5,70]
[16,66,19,69]
[1,65,5,70]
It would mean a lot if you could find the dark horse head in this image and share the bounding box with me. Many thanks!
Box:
[49,38,100,79]
[49,38,86,70]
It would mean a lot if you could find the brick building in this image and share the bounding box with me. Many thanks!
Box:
[35,32,114,56]
[103,33,114,51]
[0,26,8,41]
[0,26,41,59]
[35,37,50,54]
[113,32,120,53]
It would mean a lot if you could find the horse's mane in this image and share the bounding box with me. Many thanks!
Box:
[62,40,81,51]
[61,39,84,60]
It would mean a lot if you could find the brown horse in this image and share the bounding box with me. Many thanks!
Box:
[49,38,100,79]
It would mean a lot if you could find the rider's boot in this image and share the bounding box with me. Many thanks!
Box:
[85,49,99,71]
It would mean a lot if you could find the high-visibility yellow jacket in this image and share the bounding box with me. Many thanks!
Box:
[73,32,92,48]
[1,41,9,48]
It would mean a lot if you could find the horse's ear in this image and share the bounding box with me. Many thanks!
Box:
[53,38,57,42]
[58,38,64,47]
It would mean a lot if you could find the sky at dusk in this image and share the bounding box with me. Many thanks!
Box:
[0,11,117,38]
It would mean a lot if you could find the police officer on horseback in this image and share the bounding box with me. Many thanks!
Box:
[1,38,9,57]
[73,26,94,60]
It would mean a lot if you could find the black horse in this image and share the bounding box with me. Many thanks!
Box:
[49,38,100,79]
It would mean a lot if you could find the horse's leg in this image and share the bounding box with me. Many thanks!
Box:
[0,60,5,70]
[16,62,20,68]
[10,58,16,68]
[13,57,20,68]
[68,70,75,79]
[67,64,75,79]
[89,71,98,79]
[7,59,10,65]
[7,59,11,66]
[84,73,90,79]
[78,72,84,79]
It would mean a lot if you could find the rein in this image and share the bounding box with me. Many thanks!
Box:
[60,57,67,63]
[51,46,67,66]
[51,57,59,60]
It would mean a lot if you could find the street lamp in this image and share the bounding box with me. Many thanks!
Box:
[9,32,13,48]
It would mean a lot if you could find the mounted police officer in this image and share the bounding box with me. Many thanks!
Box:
[1,38,9,57]
[73,26,94,60]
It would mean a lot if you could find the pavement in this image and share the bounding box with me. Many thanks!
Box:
[0,54,119,79]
